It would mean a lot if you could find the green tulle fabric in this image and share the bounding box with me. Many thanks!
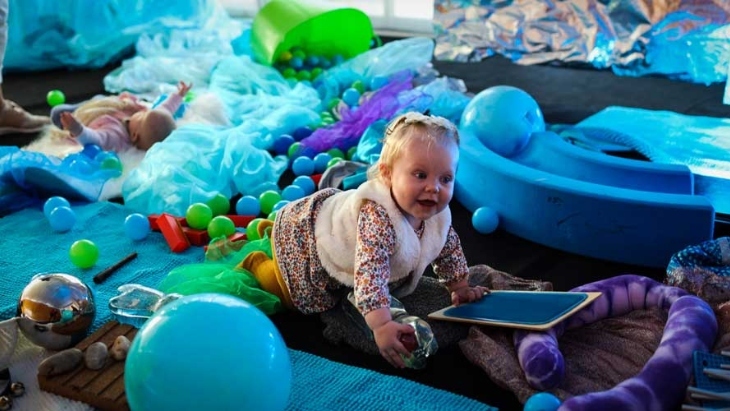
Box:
[158,235,283,314]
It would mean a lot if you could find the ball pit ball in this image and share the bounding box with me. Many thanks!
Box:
[259,190,283,215]
[207,216,236,239]
[313,153,332,173]
[327,157,343,169]
[48,206,76,233]
[124,213,151,241]
[274,134,295,155]
[472,207,500,234]
[246,218,265,241]
[292,176,316,195]
[281,185,305,202]
[327,148,345,159]
[44,196,71,219]
[46,90,66,107]
[69,239,99,269]
[186,203,213,230]
[80,144,102,159]
[523,392,561,411]
[236,196,261,216]
[292,156,315,176]
[207,193,231,216]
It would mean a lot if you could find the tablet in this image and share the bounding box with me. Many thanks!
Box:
[428,290,601,330]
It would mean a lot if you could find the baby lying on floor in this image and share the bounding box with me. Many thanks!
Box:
[51,81,191,153]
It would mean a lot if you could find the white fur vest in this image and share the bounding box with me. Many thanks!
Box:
[314,180,452,297]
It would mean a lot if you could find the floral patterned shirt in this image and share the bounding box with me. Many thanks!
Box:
[273,188,469,315]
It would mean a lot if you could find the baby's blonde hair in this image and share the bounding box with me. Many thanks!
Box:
[367,112,460,183]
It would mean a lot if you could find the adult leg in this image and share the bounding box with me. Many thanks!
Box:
[0,0,50,135]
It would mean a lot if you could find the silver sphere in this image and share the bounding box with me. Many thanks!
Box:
[16,273,95,350]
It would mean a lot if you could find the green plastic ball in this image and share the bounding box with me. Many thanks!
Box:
[259,191,282,215]
[296,70,311,81]
[327,148,345,159]
[287,142,302,159]
[69,239,99,269]
[100,156,123,171]
[186,203,213,230]
[282,68,297,78]
[327,98,341,111]
[267,211,278,221]
[292,49,306,60]
[327,157,344,168]
[311,67,323,79]
[183,91,195,103]
[278,50,293,63]
[245,218,264,241]
[46,90,66,107]
[347,146,358,160]
[206,193,230,217]
[351,80,366,94]
[207,216,236,239]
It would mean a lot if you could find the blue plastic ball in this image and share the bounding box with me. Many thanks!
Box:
[292,156,315,176]
[125,294,292,411]
[281,185,306,202]
[273,135,295,155]
[313,153,332,173]
[524,392,561,411]
[472,207,499,234]
[235,195,261,216]
[341,88,361,107]
[80,144,102,159]
[370,76,388,90]
[48,206,76,233]
[272,200,290,212]
[68,156,93,175]
[124,213,151,241]
[460,86,545,158]
[292,175,316,195]
[43,196,71,219]
[292,126,313,141]
[289,56,303,69]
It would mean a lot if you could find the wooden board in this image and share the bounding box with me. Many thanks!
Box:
[428,291,601,330]
[38,321,137,411]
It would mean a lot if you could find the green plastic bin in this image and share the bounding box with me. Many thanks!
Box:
[251,0,375,65]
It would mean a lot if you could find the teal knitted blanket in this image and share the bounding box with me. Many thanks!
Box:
[0,201,493,411]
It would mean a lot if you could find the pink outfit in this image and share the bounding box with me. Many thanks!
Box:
[76,94,182,152]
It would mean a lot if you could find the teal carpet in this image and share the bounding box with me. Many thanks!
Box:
[0,201,494,411]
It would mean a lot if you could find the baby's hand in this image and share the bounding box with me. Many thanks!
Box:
[451,285,490,306]
[176,81,193,97]
[59,112,83,137]
[373,321,415,368]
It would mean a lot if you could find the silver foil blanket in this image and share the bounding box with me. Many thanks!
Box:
[433,0,730,84]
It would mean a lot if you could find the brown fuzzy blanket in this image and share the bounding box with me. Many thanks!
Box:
[321,265,669,404]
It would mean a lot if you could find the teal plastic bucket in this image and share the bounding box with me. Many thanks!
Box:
[251,0,375,65]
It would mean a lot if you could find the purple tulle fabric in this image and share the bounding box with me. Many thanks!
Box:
[300,70,415,153]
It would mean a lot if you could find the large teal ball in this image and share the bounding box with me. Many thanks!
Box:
[125,294,292,411]
[460,86,544,158]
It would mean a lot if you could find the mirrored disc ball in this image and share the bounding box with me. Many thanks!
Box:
[16,273,95,350]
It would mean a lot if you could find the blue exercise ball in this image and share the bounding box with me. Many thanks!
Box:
[125,293,292,411]
[460,86,545,158]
